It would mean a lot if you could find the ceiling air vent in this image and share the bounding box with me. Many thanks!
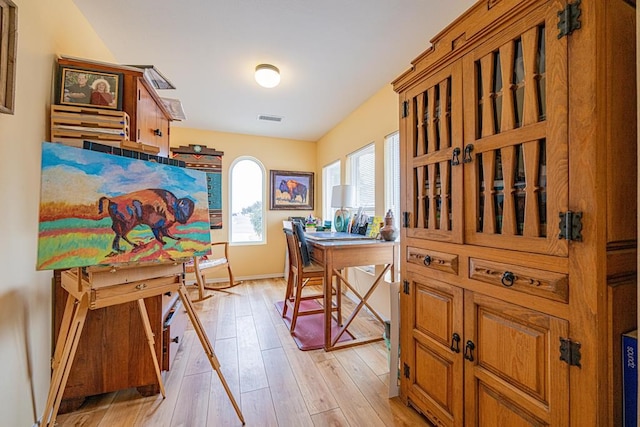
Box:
[258,114,283,123]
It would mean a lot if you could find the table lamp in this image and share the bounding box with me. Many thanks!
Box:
[331,184,355,232]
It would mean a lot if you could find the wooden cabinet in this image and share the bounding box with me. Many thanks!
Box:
[52,271,188,413]
[136,78,170,152]
[56,57,173,157]
[393,0,637,425]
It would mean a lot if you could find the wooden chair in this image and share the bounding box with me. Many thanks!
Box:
[282,221,341,332]
[185,241,239,302]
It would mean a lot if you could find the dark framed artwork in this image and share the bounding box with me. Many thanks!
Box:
[270,170,314,210]
[171,144,224,229]
[56,66,123,110]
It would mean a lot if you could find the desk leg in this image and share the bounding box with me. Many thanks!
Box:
[41,293,90,427]
[137,299,166,398]
[330,265,390,347]
[323,260,333,351]
[178,284,245,425]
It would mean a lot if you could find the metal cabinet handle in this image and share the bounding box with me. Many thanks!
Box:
[451,147,461,166]
[423,255,432,266]
[463,144,474,163]
[501,271,515,287]
[450,333,461,353]
[464,340,475,361]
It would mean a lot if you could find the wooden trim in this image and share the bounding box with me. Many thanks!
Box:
[0,0,17,114]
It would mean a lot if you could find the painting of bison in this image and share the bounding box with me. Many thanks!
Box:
[37,142,212,270]
[270,170,314,210]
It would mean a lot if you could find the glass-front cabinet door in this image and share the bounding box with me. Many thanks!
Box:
[462,2,569,257]
[401,61,464,244]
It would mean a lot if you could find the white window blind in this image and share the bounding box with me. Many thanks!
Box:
[322,160,341,223]
[349,143,375,217]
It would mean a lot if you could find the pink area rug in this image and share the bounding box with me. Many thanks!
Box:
[275,300,353,351]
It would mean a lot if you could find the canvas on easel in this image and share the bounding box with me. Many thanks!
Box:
[37,142,212,270]
[37,142,245,426]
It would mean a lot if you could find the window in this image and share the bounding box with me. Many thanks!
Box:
[384,132,400,226]
[348,143,375,217]
[230,157,265,244]
[322,160,341,224]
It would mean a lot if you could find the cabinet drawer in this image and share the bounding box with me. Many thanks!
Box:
[407,246,458,275]
[162,298,188,371]
[469,258,568,303]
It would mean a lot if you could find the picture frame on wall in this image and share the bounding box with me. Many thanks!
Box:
[0,0,17,114]
[270,170,314,210]
[56,66,123,110]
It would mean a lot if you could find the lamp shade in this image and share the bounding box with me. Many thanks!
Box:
[331,185,355,208]
[255,64,280,88]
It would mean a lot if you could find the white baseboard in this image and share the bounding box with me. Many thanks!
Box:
[186,273,284,286]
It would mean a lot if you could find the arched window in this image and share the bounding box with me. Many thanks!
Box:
[230,157,265,244]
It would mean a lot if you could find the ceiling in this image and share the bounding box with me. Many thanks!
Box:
[72,0,476,142]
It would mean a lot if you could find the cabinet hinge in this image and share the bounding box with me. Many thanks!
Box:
[402,101,409,118]
[559,337,582,367]
[557,0,582,39]
[403,362,410,378]
[558,211,583,241]
[402,211,410,228]
[403,280,410,295]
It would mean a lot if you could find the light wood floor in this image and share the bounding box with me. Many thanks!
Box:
[55,278,432,427]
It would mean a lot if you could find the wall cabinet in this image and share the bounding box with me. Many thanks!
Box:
[393,0,637,425]
[136,79,170,150]
[56,57,173,156]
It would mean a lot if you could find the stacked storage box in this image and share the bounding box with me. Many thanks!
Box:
[50,104,133,150]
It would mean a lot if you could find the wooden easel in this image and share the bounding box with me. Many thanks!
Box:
[40,265,245,427]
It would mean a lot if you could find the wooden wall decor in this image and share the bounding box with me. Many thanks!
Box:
[171,144,224,229]
[0,0,17,114]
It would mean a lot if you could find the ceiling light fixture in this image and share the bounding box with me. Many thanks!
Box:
[255,64,280,88]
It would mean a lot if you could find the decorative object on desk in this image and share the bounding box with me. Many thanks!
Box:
[56,65,123,110]
[367,215,383,239]
[0,0,16,114]
[331,184,355,232]
[171,144,224,229]
[380,209,399,241]
[349,207,370,235]
[37,142,212,270]
[270,169,314,210]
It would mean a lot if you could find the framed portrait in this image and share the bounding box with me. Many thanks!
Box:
[270,170,314,210]
[56,66,123,110]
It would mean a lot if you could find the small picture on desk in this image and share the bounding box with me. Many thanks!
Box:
[270,170,314,210]
[56,66,123,110]
[36,142,212,270]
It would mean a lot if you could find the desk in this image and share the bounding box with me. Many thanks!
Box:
[306,238,398,351]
